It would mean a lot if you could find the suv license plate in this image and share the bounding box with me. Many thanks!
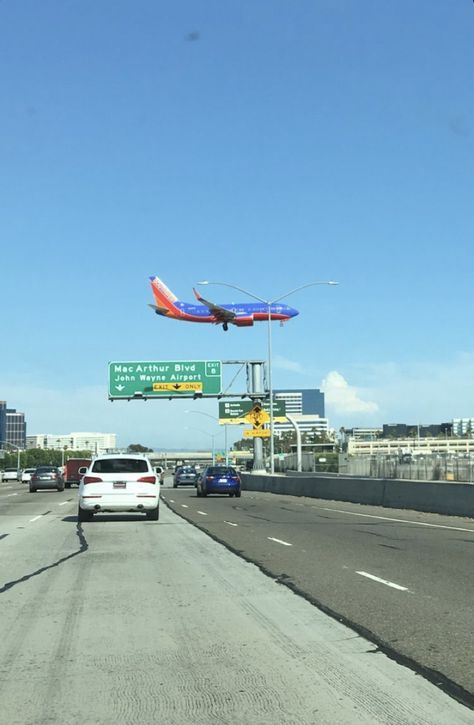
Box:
[113,481,127,489]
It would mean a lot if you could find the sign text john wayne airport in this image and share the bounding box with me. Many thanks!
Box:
[109,361,222,399]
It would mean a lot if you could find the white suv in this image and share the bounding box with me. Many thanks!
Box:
[2,468,19,482]
[78,454,160,522]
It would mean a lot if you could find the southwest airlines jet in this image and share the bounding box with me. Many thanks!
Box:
[149,276,299,331]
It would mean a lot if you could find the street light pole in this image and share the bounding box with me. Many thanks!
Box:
[0,441,22,472]
[197,279,338,474]
[184,410,228,465]
[185,426,219,465]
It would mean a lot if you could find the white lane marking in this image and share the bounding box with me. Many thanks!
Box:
[6,493,18,497]
[169,499,175,503]
[224,521,238,527]
[181,504,189,508]
[197,511,208,516]
[58,501,69,506]
[267,537,292,547]
[316,506,474,534]
[29,515,42,522]
[356,571,409,591]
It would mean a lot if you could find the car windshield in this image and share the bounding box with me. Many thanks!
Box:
[92,458,149,474]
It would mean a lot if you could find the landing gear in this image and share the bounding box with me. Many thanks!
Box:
[223,322,228,331]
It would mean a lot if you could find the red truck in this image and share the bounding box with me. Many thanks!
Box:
[64,458,92,488]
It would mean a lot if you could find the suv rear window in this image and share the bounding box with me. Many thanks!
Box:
[36,466,58,473]
[92,458,149,474]
[207,467,237,476]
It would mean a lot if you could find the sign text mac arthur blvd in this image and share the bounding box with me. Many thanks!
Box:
[109,360,222,399]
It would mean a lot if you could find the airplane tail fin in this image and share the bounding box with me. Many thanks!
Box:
[149,276,179,313]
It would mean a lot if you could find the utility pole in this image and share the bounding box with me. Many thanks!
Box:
[249,361,265,472]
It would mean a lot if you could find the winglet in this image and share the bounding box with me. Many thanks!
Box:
[193,287,203,302]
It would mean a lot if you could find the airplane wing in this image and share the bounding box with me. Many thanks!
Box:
[193,288,236,323]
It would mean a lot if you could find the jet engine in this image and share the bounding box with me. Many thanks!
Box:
[233,315,255,327]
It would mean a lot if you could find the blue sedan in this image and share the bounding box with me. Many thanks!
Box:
[196,466,241,498]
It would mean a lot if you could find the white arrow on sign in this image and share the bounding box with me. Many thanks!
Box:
[115,384,125,391]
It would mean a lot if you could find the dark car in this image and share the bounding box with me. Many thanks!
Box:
[30,466,65,492]
[196,466,241,498]
[173,465,198,488]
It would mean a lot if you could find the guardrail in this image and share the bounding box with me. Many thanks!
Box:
[241,473,474,518]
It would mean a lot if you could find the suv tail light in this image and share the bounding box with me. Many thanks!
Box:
[83,475,103,484]
[137,475,156,484]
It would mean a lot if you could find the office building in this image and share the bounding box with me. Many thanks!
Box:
[273,388,325,417]
[452,418,474,437]
[271,388,326,439]
[0,401,27,449]
[26,432,117,455]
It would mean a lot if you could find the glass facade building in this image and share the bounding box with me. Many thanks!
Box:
[0,401,27,449]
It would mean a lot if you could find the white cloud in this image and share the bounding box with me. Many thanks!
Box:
[273,355,305,374]
[321,371,379,415]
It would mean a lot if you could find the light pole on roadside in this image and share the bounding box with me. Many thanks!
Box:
[184,410,228,465]
[185,426,221,465]
[197,279,338,474]
[0,441,22,473]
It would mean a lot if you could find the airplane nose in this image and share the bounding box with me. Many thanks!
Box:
[290,307,299,317]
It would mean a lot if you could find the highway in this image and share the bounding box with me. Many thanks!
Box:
[0,478,473,724]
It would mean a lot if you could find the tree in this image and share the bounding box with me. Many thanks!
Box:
[127,443,153,453]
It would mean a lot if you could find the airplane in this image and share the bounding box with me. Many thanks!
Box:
[148,275,299,331]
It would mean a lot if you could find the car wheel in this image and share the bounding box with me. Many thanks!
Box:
[235,490,241,498]
[229,493,234,497]
[29,488,36,493]
[146,506,159,521]
[78,506,93,522]
[196,487,202,497]
[173,483,178,488]
[57,487,64,492]
[65,483,71,489]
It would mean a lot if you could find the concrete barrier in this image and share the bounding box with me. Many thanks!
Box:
[241,473,474,518]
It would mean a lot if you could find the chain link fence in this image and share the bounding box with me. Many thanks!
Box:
[345,455,474,483]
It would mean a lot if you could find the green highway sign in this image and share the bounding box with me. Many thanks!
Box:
[109,360,222,399]
[218,400,286,424]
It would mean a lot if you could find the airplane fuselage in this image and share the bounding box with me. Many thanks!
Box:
[159,301,297,323]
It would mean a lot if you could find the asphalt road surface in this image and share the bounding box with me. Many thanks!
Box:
[0,479,473,725]
[162,481,474,704]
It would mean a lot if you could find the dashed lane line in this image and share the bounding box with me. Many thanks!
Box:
[267,536,293,547]
[197,511,208,516]
[356,571,409,591]
[314,505,474,534]
[224,521,238,527]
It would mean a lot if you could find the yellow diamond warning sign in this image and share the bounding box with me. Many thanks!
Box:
[244,404,270,428]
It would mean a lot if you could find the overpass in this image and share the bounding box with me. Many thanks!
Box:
[148,450,253,467]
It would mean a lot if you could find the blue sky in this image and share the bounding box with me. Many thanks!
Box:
[1,1,473,449]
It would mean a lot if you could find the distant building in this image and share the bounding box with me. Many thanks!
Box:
[343,427,382,441]
[272,388,326,440]
[0,401,26,449]
[274,388,325,417]
[272,414,329,440]
[348,436,474,456]
[382,423,452,439]
[26,432,116,455]
[452,418,474,437]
